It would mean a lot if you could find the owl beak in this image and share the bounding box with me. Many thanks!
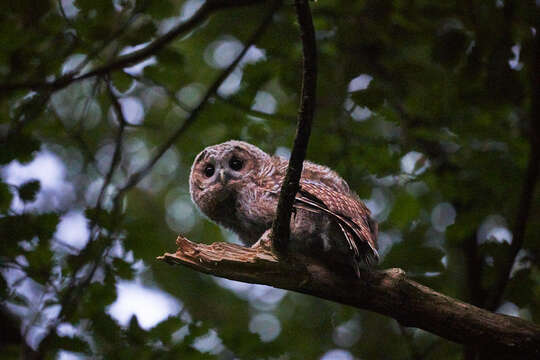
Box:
[219,169,227,184]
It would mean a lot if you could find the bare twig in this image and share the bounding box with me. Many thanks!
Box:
[0,0,266,94]
[158,236,540,358]
[96,80,127,207]
[271,0,317,253]
[115,0,281,199]
[485,25,540,312]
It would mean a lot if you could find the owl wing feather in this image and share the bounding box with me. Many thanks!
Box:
[294,181,379,273]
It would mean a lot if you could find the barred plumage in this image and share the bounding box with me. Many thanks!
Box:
[189,140,378,276]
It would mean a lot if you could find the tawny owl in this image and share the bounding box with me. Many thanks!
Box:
[189,140,378,276]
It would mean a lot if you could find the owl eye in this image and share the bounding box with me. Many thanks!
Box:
[229,157,243,171]
[204,164,215,177]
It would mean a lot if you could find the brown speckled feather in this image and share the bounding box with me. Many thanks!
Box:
[190,140,379,277]
[295,180,379,272]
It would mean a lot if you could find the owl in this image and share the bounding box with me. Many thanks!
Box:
[189,140,378,276]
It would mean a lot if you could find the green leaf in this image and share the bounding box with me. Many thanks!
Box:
[382,237,445,273]
[144,48,186,88]
[0,182,13,212]
[350,81,386,109]
[112,258,134,279]
[127,315,146,343]
[17,179,40,203]
[52,334,92,355]
[506,268,535,308]
[111,71,135,94]
[0,134,40,165]
[432,27,469,68]
[149,316,185,344]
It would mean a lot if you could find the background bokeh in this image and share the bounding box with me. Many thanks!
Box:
[1,0,539,359]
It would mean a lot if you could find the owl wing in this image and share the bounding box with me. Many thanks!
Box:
[294,180,379,275]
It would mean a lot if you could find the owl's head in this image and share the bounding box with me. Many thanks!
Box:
[189,140,270,215]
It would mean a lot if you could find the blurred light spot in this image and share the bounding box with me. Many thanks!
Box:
[496,302,520,317]
[248,285,287,311]
[57,323,78,338]
[158,0,204,35]
[401,151,430,175]
[141,86,168,109]
[275,147,291,160]
[350,106,371,122]
[108,280,182,329]
[177,83,204,108]
[59,0,79,18]
[214,278,253,298]
[343,97,355,112]
[376,232,393,258]
[172,324,190,343]
[54,211,89,250]
[376,230,402,259]
[320,349,354,360]
[214,279,287,310]
[348,74,373,92]
[221,227,244,245]
[61,54,88,75]
[425,227,446,249]
[204,37,243,69]
[154,148,179,177]
[477,215,513,244]
[118,97,144,125]
[332,319,361,348]
[218,68,242,97]
[406,181,429,197]
[125,137,150,175]
[364,188,390,222]
[251,91,277,114]
[180,0,204,21]
[57,351,84,360]
[488,227,512,244]
[376,118,401,139]
[2,150,75,212]
[441,255,448,268]
[193,329,225,354]
[431,202,456,232]
[241,46,266,65]
[249,313,281,342]
[166,196,196,233]
[120,43,157,75]
[510,249,532,277]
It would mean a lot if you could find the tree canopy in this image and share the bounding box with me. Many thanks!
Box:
[1,1,538,359]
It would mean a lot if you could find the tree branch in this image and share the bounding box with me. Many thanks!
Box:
[271,0,317,253]
[158,236,540,358]
[0,0,267,94]
[485,25,540,311]
[115,0,281,199]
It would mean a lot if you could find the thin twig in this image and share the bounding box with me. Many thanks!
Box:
[115,0,281,199]
[0,0,266,94]
[271,0,317,253]
[96,79,127,207]
[485,30,540,311]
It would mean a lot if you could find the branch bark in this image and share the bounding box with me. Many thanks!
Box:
[158,236,540,359]
[271,0,317,253]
